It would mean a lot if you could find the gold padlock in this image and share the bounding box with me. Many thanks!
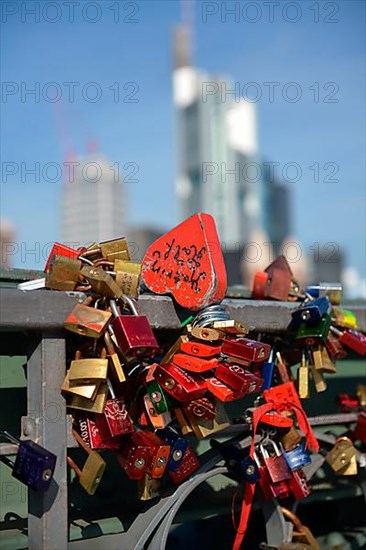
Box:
[68,354,108,383]
[81,265,123,298]
[312,344,336,374]
[67,429,106,495]
[281,424,302,451]
[298,352,310,399]
[104,332,126,383]
[45,255,81,291]
[184,400,230,440]
[67,382,108,414]
[188,326,224,342]
[64,297,112,338]
[325,436,357,474]
[161,335,189,365]
[212,319,249,335]
[357,384,366,407]
[61,371,100,400]
[309,359,327,393]
[137,473,161,501]
[114,259,141,299]
[281,507,321,550]
[100,237,130,262]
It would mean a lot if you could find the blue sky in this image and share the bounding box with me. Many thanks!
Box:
[1,0,365,280]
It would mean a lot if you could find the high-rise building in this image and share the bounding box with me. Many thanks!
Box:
[61,155,126,247]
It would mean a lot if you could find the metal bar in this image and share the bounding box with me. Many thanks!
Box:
[26,334,68,550]
[0,443,18,455]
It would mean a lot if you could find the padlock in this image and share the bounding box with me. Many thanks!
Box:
[136,431,170,478]
[216,362,263,394]
[276,352,292,384]
[297,350,310,399]
[110,297,159,358]
[67,382,108,414]
[309,357,327,393]
[294,314,331,346]
[67,429,106,495]
[61,371,101,401]
[184,400,230,439]
[222,338,271,363]
[205,376,247,402]
[331,306,358,329]
[252,271,269,299]
[137,473,161,501]
[156,428,188,472]
[325,333,347,360]
[168,445,200,484]
[0,431,56,491]
[240,456,260,484]
[173,407,194,436]
[104,331,126,383]
[100,237,130,262]
[311,344,336,373]
[45,254,81,291]
[281,508,321,549]
[114,259,141,298]
[283,443,311,471]
[68,349,108,384]
[95,380,134,440]
[262,255,294,301]
[287,468,311,500]
[325,436,357,474]
[144,394,172,429]
[260,441,292,483]
[259,412,293,430]
[44,242,83,273]
[160,335,189,365]
[77,415,120,450]
[212,319,249,335]
[352,410,366,444]
[146,380,172,414]
[305,282,342,305]
[329,326,366,355]
[357,384,366,407]
[172,353,218,373]
[154,362,206,403]
[280,425,302,452]
[253,451,273,500]
[185,396,216,422]
[291,297,330,327]
[64,297,112,338]
[80,265,123,298]
[179,340,222,358]
[261,348,276,390]
[187,326,224,342]
[117,431,152,480]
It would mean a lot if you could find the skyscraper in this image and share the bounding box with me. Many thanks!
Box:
[61,155,126,247]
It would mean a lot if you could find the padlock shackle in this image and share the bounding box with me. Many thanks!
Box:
[106,378,116,400]
[280,507,305,533]
[110,299,121,318]
[120,294,139,316]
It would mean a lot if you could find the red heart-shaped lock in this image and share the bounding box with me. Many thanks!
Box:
[141,213,227,310]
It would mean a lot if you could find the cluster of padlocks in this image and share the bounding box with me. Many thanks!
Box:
[4,213,366,547]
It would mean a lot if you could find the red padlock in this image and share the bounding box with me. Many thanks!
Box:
[110,297,159,358]
[185,396,216,422]
[222,338,271,363]
[95,381,134,440]
[44,242,84,273]
[138,431,171,478]
[287,468,311,500]
[77,415,120,450]
[168,446,200,484]
[330,327,366,356]
[205,376,247,402]
[352,411,366,444]
[118,431,153,480]
[172,353,218,373]
[215,362,263,394]
[154,363,207,403]
[180,340,222,358]
[325,333,347,360]
[259,441,292,484]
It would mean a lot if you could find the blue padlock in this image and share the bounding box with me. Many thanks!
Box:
[291,297,330,327]
[1,431,56,491]
[240,455,260,483]
[261,349,276,390]
[157,428,188,472]
[283,443,311,471]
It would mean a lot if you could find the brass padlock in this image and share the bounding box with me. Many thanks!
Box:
[212,319,249,335]
[64,297,112,338]
[61,371,100,400]
[188,326,224,342]
[67,429,106,495]
[104,331,126,383]
[297,352,310,399]
[281,507,320,550]
[137,473,161,501]
[45,254,81,291]
[68,349,108,384]
[309,358,327,393]
[357,384,366,407]
[81,265,123,298]
[281,424,302,452]
[67,382,108,414]
[325,436,357,475]
[100,237,130,262]
[184,400,230,439]
[312,344,336,374]
[114,259,141,299]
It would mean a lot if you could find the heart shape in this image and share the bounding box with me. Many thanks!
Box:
[141,213,227,310]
